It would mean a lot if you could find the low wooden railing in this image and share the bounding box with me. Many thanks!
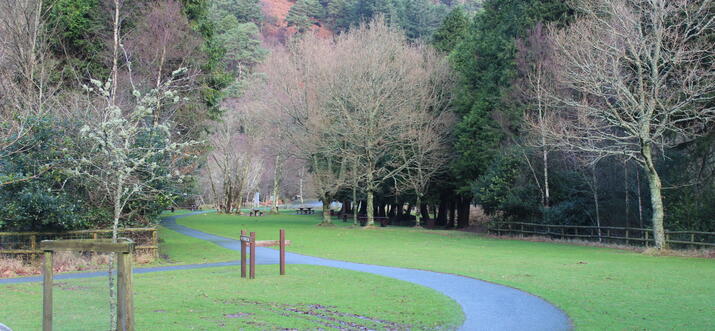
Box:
[488,222,715,248]
[0,228,158,259]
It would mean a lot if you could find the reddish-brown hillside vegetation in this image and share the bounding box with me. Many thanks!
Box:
[260,0,332,44]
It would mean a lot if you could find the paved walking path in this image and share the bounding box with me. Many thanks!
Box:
[1,212,571,331]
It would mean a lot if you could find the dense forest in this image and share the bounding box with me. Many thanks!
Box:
[1,0,713,250]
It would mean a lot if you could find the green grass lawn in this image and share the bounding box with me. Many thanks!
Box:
[0,212,463,330]
[176,212,715,330]
[157,225,240,264]
[0,265,461,330]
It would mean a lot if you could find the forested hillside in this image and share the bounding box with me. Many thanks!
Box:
[1,0,713,250]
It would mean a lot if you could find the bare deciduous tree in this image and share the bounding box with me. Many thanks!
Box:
[325,20,455,226]
[517,23,560,211]
[0,0,59,186]
[124,0,203,125]
[258,19,455,226]
[206,100,265,214]
[258,42,348,225]
[395,48,455,227]
[542,0,715,249]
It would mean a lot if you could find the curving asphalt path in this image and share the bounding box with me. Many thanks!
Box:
[1,212,571,331]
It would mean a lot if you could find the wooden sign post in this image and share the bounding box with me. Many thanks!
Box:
[249,232,256,279]
[41,239,135,331]
[279,229,286,276]
[240,229,291,279]
[240,230,247,278]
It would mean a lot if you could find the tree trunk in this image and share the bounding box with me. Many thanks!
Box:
[624,160,629,228]
[320,192,332,225]
[341,200,351,215]
[437,200,448,226]
[456,197,470,229]
[353,200,360,225]
[643,144,666,249]
[366,191,375,226]
[109,174,123,330]
[592,166,602,242]
[358,200,367,215]
[446,199,456,228]
[299,171,305,207]
[543,147,550,208]
[388,204,397,218]
[236,198,243,215]
[415,196,422,227]
[636,167,644,228]
[270,154,282,214]
[420,203,429,223]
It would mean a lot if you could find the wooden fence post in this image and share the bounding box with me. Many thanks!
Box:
[240,230,247,278]
[625,230,630,246]
[43,251,53,331]
[117,251,134,331]
[645,231,649,247]
[280,229,286,276]
[31,235,37,260]
[249,232,256,279]
[151,230,158,259]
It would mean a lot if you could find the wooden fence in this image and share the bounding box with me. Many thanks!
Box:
[0,228,158,259]
[488,222,715,249]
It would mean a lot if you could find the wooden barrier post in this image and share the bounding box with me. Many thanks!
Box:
[117,251,134,331]
[151,229,158,259]
[280,229,286,276]
[43,250,53,331]
[249,232,256,279]
[240,230,247,278]
[31,235,37,261]
[41,239,134,331]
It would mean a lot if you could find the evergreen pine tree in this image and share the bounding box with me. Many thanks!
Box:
[432,6,469,53]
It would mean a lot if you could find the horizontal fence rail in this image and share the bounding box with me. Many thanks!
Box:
[0,228,158,259]
[488,222,715,249]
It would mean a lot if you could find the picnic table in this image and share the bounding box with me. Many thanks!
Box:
[297,207,314,214]
[249,209,264,216]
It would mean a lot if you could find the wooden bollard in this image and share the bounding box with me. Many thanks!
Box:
[280,229,286,275]
[43,251,53,331]
[240,230,247,278]
[249,232,256,279]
